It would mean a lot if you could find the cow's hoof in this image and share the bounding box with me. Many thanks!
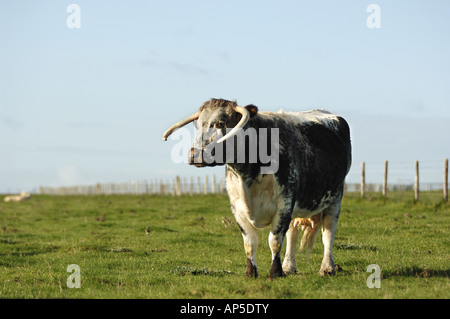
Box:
[269,271,286,280]
[269,263,286,279]
[282,268,297,275]
[282,264,297,275]
[269,257,285,279]
[246,259,258,278]
[282,259,297,275]
[319,267,336,276]
[245,271,258,278]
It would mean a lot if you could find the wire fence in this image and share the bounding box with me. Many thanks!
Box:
[38,159,449,202]
[39,175,227,196]
[346,158,448,202]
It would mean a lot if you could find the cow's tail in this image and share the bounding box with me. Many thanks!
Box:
[298,214,323,259]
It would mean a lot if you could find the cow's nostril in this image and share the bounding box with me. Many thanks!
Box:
[189,148,201,165]
[189,148,195,162]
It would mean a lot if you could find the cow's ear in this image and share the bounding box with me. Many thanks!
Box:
[245,104,258,118]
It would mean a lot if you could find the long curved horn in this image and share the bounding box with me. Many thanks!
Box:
[162,111,200,141]
[216,106,250,143]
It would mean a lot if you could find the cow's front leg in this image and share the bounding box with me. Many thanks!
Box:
[235,216,259,278]
[268,231,285,278]
[244,230,259,278]
[269,211,291,279]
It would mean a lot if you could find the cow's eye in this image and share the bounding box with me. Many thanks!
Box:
[215,122,225,129]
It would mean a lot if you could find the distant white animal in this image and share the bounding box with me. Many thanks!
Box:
[4,192,32,202]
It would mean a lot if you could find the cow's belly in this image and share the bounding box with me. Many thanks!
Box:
[291,206,321,219]
[291,190,339,218]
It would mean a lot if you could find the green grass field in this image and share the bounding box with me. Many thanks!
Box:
[0,191,448,299]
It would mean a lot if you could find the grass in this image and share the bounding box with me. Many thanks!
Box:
[0,191,449,299]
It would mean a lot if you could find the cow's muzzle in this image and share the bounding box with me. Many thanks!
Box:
[188,147,223,167]
[189,148,207,167]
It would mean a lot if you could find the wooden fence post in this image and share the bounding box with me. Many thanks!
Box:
[415,160,419,201]
[219,178,224,194]
[383,160,388,197]
[176,176,181,196]
[196,176,201,194]
[212,174,216,194]
[444,158,448,202]
[361,162,365,198]
[204,175,209,194]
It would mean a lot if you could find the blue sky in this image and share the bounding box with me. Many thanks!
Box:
[1,1,449,193]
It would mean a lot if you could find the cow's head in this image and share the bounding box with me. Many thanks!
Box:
[162,98,258,167]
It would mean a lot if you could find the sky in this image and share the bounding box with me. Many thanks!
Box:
[1,0,449,193]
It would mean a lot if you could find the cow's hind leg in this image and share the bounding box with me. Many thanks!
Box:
[282,220,300,274]
[319,202,341,276]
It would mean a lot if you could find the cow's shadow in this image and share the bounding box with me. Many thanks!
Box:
[382,266,450,279]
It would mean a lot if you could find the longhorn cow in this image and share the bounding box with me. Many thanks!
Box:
[162,98,351,278]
